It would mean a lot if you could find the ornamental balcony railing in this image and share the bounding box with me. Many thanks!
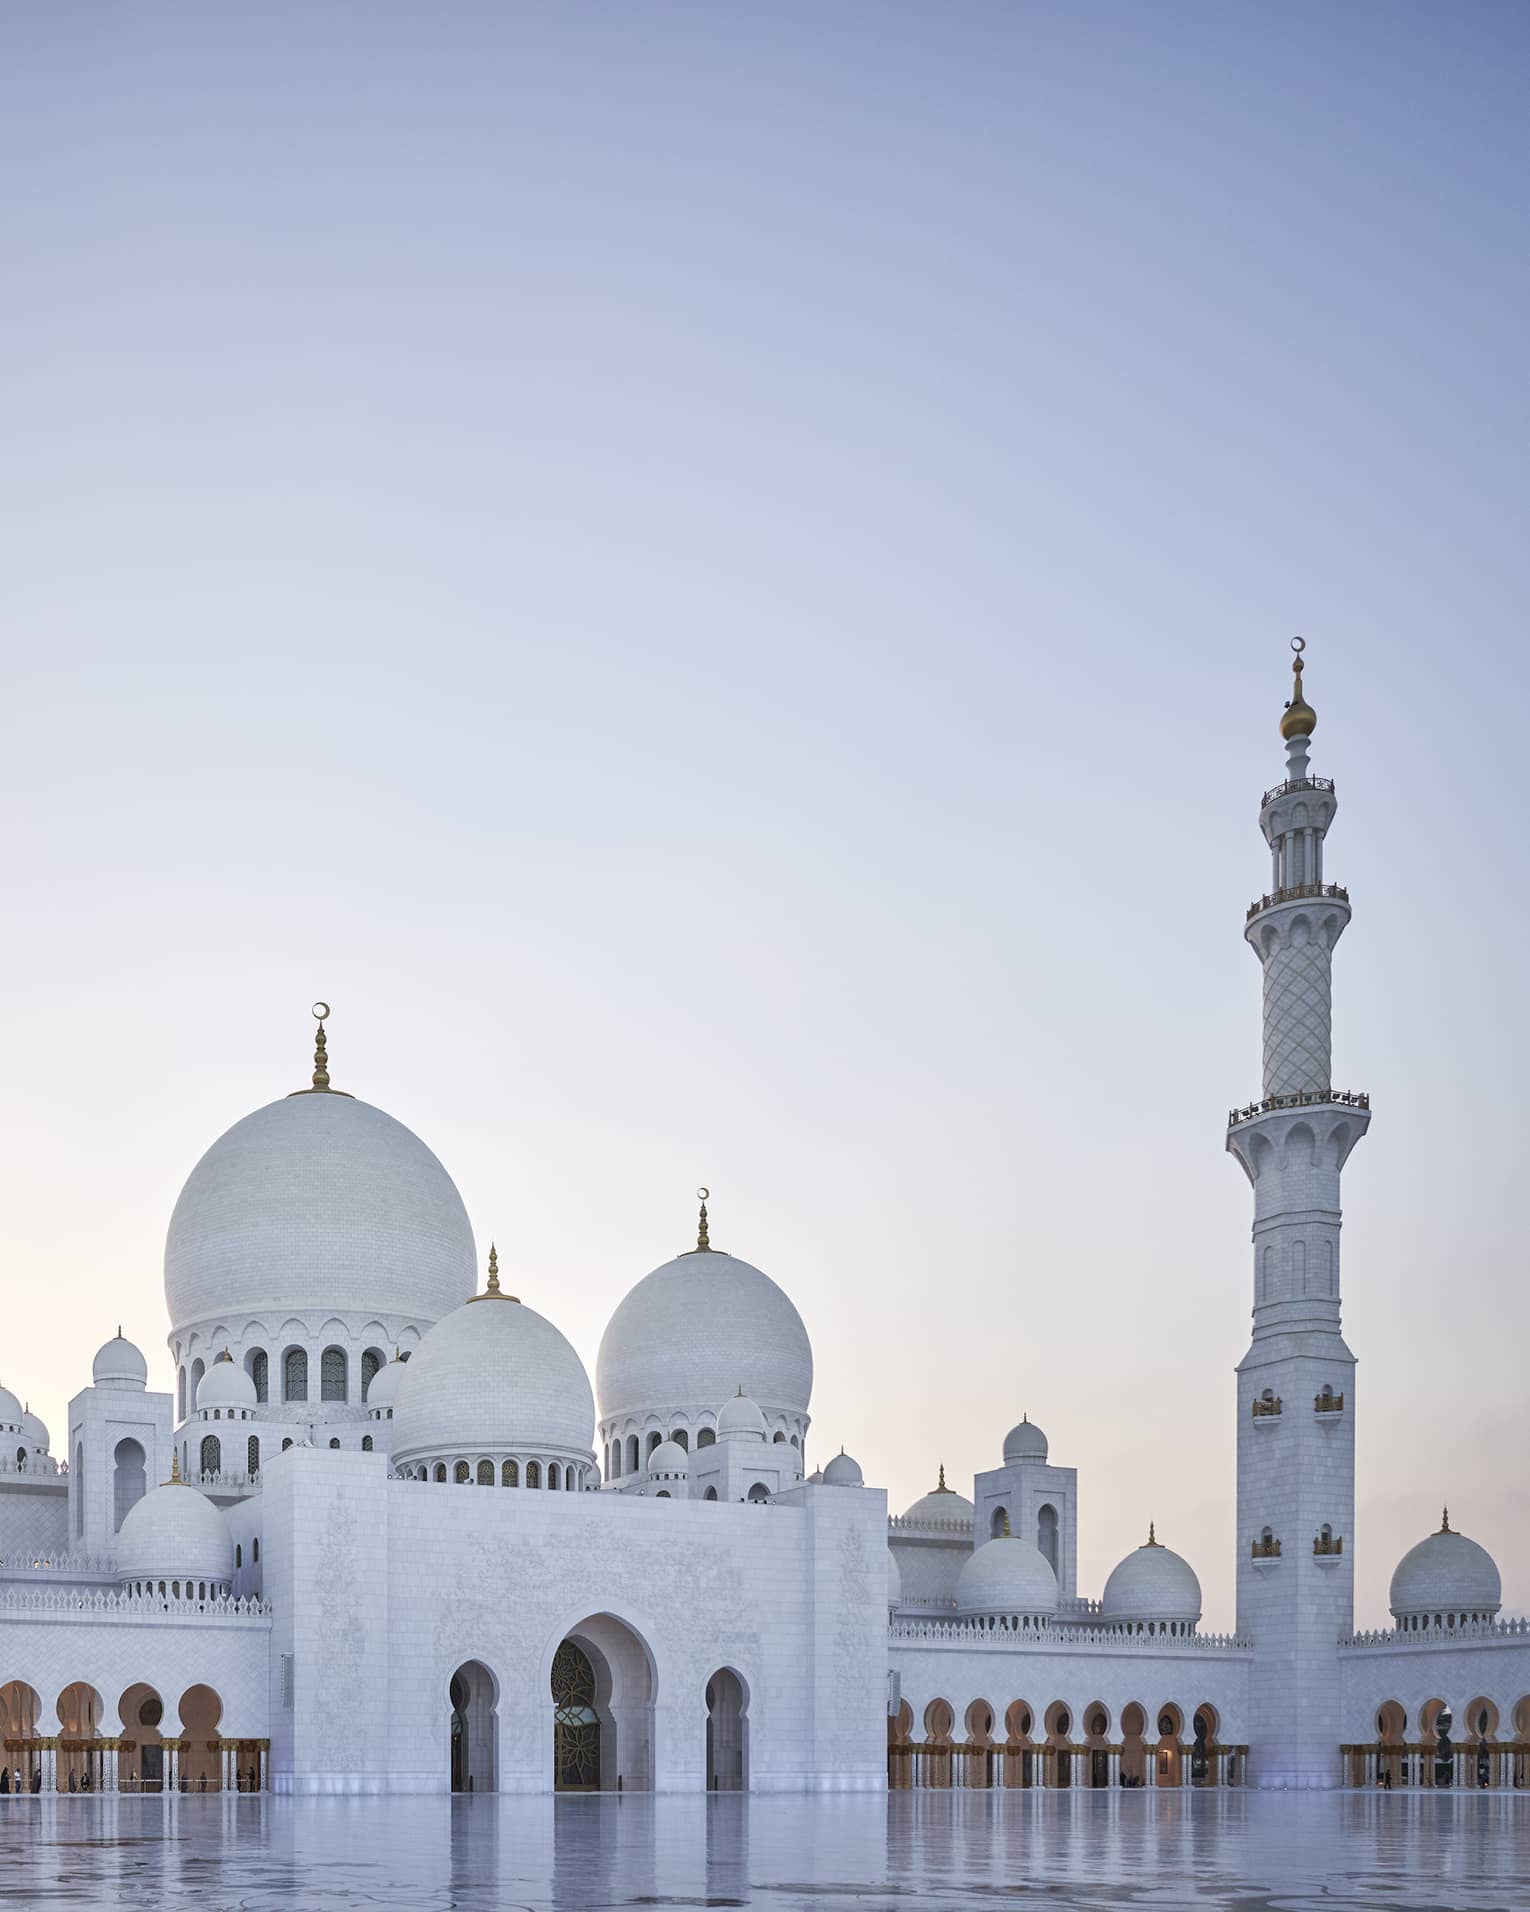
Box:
[1228,1089,1369,1129]
[1314,1389,1345,1414]
[1261,775,1336,807]
[0,1457,65,1479]
[0,1550,115,1576]
[1341,1617,1530,1649]
[886,1514,974,1536]
[1313,1533,1344,1556]
[1250,1397,1283,1419]
[888,1617,1251,1651]
[1246,881,1349,924]
[1251,1536,1282,1560]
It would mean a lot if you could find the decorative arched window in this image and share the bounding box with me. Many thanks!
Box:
[320,1348,347,1403]
[200,1435,221,1476]
[1037,1503,1060,1572]
[177,1368,187,1420]
[282,1438,294,1451]
[328,1438,341,1450]
[454,1460,470,1483]
[772,1431,787,1444]
[250,1350,269,1404]
[361,1435,373,1452]
[476,1459,493,1485]
[548,1462,561,1490]
[527,1460,541,1489]
[434,1463,447,1482]
[247,1435,260,1478]
[360,1348,384,1399]
[502,1459,518,1486]
[236,1544,242,1569]
[626,1435,639,1473]
[747,1482,770,1502]
[670,1430,688,1452]
[253,1537,259,1563]
[647,1431,662,1457]
[790,1433,800,1448]
[696,1428,716,1449]
[284,1348,308,1402]
[704,1486,718,1501]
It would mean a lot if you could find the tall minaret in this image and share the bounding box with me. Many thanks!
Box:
[1226,640,1370,1789]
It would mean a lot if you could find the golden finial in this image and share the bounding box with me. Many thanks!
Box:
[936,1463,948,1493]
[694,1188,712,1253]
[310,1001,331,1090]
[168,1449,182,1485]
[1280,636,1317,741]
[1000,1508,1012,1538]
[468,1242,518,1303]
[116,1324,122,1340]
[1440,1506,1452,1534]
[1146,1520,1161,1548]
[215,1349,233,1365]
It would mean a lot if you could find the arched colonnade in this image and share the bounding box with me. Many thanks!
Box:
[0,1679,266,1793]
[888,1696,1245,1789]
[1346,1695,1530,1789]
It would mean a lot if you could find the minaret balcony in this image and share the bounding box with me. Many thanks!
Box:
[1250,1535,1282,1565]
[1314,1388,1345,1419]
[1250,1395,1283,1422]
[1313,1531,1344,1560]
[1227,1087,1369,1129]
[1245,881,1349,925]
[1261,773,1335,808]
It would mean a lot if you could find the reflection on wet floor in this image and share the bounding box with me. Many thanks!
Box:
[0,1790,1524,1910]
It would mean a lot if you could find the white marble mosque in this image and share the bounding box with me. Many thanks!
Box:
[0,647,1525,1798]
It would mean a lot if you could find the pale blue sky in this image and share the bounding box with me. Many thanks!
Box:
[1,4,1526,1627]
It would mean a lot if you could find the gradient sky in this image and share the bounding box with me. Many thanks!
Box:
[2,4,1527,1630]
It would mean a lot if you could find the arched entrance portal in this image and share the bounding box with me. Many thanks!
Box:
[449,1661,498,1793]
[706,1669,749,1791]
[118,1685,165,1792]
[553,1614,656,1791]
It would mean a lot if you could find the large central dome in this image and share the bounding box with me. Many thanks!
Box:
[164,1091,477,1335]
[596,1247,813,1425]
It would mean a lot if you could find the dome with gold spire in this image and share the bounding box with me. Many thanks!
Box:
[1279,638,1317,740]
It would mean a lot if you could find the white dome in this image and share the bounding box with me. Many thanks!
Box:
[19,1410,48,1454]
[648,1439,690,1475]
[164,1091,476,1335]
[196,1353,257,1413]
[823,1450,864,1486]
[902,1472,974,1525]
[116,1481,236,1586]
[717,1391,767,1441]
[365,1353,408,1413]
[0,1386,22,1429]
[1390,1518,1502,1620]
[956,1535,1059,1618]
[1101,1531,1202,1625]
[1002,1416,1049,1463]
[886,1547,902,1606]
[392,1288,595,1465]
[93,1336,148,1391]
[597,1247,812,1425]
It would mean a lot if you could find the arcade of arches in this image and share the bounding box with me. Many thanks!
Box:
[888,1698,1247,1788]
[1344,1697,1530,1789]
[449,1622,749,1793]
[0,1679,266,1792]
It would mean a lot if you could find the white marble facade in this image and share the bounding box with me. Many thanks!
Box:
[0,652,1525,1797]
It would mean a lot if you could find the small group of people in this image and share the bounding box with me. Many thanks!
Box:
[0,1767,44,1793]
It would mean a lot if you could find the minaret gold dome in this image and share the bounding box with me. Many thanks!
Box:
[1279,637,1316,741]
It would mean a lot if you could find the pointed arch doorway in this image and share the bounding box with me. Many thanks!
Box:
[449,1661,498,1793]
[552,1642,601,1791]
[552,1615,656,1790]
[706,1668,749,1791]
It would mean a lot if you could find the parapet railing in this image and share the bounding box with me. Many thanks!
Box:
[890,1617,1249,1652]
[1246,881,1349,924]
[0,1551,116,1576]
[0,1457,65,1479]
[1341,1617,1530,1649]
[887,1514,974,1536]
[1227,1089,1370,1129]
[0,1587,270,1621]
[194,1469,261,1492]
[1261,775,1336,807]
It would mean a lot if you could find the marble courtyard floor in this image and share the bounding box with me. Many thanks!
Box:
[0,1790,1526,1912]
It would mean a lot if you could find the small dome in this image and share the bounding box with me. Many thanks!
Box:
[365,1353,408,1414]
[392,1281,595,1466]
[596,1241,812,1426]
[956,1535,1059,1618]
[1101,1529,1202,1626]
[823,1450,864,1487]
[196,1353,257,1414]
[902,1468,974,1525]
[19,1409,49,1454]
[648,1439,690,1475]
[717,1391,767,1441]
[886,1547,902,1607]
[1002,1416,1048,1464]
[0,1385,24,1429]
[93,1335,148,1391]
[1390,1514,1502,1621]
[116,1479,236,1587]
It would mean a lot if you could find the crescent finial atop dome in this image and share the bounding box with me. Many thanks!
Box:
[289,1001,354,1098]
[1280,637,1317,741]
